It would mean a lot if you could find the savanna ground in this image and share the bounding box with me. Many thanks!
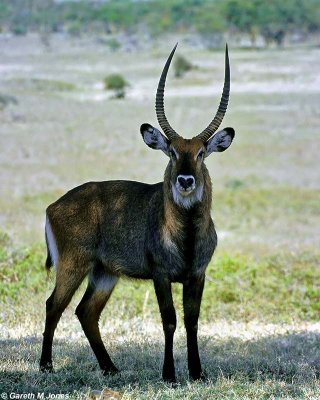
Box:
[0,34,319,399]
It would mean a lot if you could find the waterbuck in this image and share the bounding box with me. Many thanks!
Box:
[40,44,235,383]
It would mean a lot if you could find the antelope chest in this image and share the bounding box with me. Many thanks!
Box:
[159,222,215,283]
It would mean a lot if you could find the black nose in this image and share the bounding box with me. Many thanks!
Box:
[177,175,195,190]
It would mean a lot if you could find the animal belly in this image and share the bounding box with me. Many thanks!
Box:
[98,236,152,279]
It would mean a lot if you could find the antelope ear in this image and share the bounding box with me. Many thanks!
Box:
[205,127,235,156]
[140,123,170,156]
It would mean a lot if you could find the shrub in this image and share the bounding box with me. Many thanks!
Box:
[105,38,121,52]
[104,73,129,99]
[11,24,27,35]
[0,94,18,110]
[67,21,82,37]
[174,55,194,78]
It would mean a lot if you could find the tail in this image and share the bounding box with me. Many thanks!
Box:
[45,229,53,271]
[45,214,58,271]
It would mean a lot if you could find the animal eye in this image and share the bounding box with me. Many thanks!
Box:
[197,150,204,159]
[170,149,177,160]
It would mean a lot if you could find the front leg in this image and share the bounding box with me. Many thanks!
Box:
[153,275,177,383]
[183,274,205,380]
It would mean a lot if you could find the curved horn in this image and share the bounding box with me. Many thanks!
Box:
[155,43,180,141]
[196,44,230,142]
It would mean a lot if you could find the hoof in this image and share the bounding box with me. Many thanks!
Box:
[102,365,119,376]
[40,362,54,373]
[189,370,206,381]
[165,380,178,388]
[163,374,177,384]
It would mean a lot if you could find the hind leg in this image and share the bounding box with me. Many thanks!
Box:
[75,268,118,375]
[40,257,90,372]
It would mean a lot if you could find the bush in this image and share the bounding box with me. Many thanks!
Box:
[11,24,27,35]
[174,55,194,78]
[105,38,121,52]
[104,73,129,99]
[67,21,82,37]
[0,94,18,110]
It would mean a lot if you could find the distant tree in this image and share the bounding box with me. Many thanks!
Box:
[10,7,29,35]
[224,0,259,46]
[255,1,288,47]
[303,0,320,32]
[224,0,320,47]
[0,1,13,31]
[0,0,319,46]
[194,2,225,49]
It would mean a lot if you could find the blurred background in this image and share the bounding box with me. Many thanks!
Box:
[1,1,320,396]
[1,0,319,245]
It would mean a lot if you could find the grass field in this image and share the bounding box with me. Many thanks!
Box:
[0,34,319,399]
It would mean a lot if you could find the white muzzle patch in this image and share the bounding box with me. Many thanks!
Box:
[171,182,203,209]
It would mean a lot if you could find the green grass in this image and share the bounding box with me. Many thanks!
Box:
[213,185,320,244]
[1,234,319,325]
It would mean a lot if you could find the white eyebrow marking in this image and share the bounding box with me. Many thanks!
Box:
[171,147,179,159]
[195,148,205,161]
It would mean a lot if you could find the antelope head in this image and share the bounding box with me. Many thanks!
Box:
[141,44,235,208]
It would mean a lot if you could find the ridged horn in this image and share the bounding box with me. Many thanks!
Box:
[196,44,230,142]
[155,43,180,141]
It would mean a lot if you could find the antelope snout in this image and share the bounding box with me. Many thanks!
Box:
[176,175,195,193]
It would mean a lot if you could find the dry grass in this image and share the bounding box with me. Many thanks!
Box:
[1,317,320,399]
